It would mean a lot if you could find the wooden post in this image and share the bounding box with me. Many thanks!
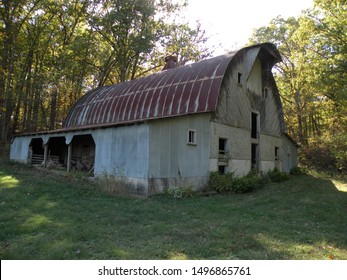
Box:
[67,143,72,172]
[43,144,48,167]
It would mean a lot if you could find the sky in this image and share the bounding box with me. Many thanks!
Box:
[183,0,314,55]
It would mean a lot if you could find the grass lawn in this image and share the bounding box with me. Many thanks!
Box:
[0,161,346,260]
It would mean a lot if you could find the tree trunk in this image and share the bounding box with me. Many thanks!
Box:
[295,90,305,145]
[49,89,58,130]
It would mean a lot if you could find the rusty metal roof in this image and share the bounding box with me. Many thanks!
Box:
[10,43,282,139]
[63,52,237,128]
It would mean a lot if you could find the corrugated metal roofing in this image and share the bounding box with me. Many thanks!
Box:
[63,52,237,128]
[63,43,282,129]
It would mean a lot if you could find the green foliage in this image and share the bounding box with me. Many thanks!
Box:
[209,169,293,194]
[249,0,347,173]
[290,166,307,175]
[208,171,267,194]
[300,133,347,174]
[208,171,234,193]
[267,168,289,182]
[164,185,194,199]
[0,0,212,142]
[231,175,264,193]
[94,172,129,195]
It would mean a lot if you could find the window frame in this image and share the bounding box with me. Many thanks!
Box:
[187,129,197,146]
[251,112,259,139]
[275,146,280,161]
[237,72,242,85]
[218,138,228,155]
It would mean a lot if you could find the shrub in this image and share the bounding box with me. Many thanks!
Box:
[95,172,128,195]
[299,133,347,174]
[208,171,234,193]
[208,171,266,194]
[290,166,306,175]
[267,168,289,182]
[165,185,194,199]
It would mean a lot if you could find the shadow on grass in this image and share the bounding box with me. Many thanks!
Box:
[0,162,346,260]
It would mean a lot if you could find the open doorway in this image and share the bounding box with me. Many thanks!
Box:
[70,134,95,174]
[28,138,44,165]
[47,137,67,168]
[251,112,259,139]
[251,143,259,170]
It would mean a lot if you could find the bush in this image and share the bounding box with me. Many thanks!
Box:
[267,168,289,182]
[95,172,128,195]
[209,171,267,194]
[208,171,234,193]
[300,133,347,174]
[165,185,194,199]
[290,166,306,175]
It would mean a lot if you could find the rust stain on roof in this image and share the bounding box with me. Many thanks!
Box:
[64,52,236,128]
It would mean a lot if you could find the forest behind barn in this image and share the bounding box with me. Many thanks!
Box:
[249,0,346,173]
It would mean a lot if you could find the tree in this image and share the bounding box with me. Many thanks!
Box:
[0,0,43,141]
[249,0,347,172]
[156,20,213,66]
[89,0,212,85]
[300,0,347,129]
[249,16,311,144]
[0,0,214,146]
[89,0,159,85]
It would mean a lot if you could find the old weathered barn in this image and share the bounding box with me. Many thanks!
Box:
[10,43,297,195]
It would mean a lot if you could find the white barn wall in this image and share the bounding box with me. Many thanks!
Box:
[229,160,251,176]
[210,122,251,176]
[148,114,211,194]
[247,58,262,95]
[10,136,32,163]
[93,124,150,195]
[210,122,285,176]
[213,49,288,175]
[259,134,283,173]
[282,135,298,173]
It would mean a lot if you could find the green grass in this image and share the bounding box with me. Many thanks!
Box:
[0,161,346,260]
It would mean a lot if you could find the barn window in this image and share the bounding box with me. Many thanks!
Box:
[218,138,228,175]
[275,147,280,161]
[219,138,227,155]
[187,129,196,145]
[251,112,259,139]
[237,72,242,84]
[263,87,269,99]
[218,165,226,175]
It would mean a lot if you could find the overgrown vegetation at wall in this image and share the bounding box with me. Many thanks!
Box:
[164,185,194,199]
[94,173,129,195]
[208,169,289,194]
[267,168,290,182]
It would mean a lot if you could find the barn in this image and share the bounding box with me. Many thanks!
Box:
[10,43,298,196]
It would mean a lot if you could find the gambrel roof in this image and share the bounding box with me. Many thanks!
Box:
[63,43,281,129]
